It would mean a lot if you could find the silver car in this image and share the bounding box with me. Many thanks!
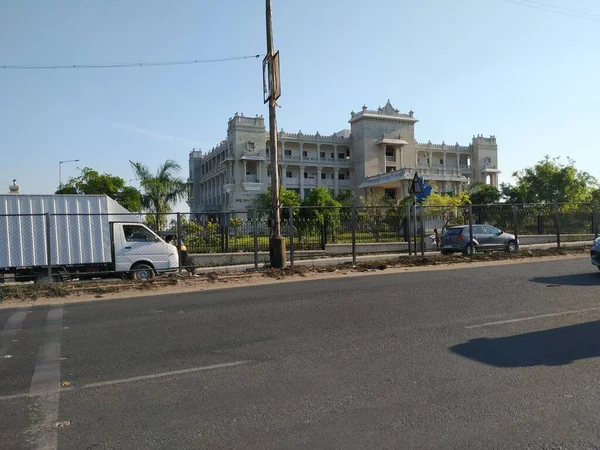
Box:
[591,238,600,270]
[441,225,518,255]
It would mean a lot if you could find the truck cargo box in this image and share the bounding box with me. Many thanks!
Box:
[0,195,139,268]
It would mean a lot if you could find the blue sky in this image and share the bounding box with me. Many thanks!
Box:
[1,0,599,210]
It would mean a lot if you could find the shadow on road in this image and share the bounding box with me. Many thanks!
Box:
[451,320,600,367]
[530,272,600,287]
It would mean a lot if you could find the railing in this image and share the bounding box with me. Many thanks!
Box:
[386,156,396,162]
[243,175,260,183]
[1,203,595,280]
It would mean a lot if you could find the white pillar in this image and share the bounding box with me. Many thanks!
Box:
[243,160,247,182]
[395,146,400,169]
[300,143,304,161]
[282,165,288,189]
[334,168,339,195]
[317,167,322,187]
[317,144,321,162]
[334,145,338,162]
[300,165,305,199]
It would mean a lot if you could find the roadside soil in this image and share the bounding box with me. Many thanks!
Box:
[0,246,592,308]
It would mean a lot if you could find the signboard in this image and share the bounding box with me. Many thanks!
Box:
[409,172,423,195]
[263,52,281,104]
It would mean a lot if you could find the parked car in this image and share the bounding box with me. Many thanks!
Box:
[440,225,518,255]
[591,238,600,270]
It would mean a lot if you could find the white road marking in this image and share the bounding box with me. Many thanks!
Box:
[465,307,600,329]
[63,360,250,391]
[26,307,63,450]
[0,360,250,403]
[0,310,28,358]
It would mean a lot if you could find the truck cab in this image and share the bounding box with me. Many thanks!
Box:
[112,223,180,280]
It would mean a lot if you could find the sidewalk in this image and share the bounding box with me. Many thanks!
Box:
[194,240,592,274]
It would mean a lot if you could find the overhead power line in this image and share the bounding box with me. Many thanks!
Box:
[501,0,600,22]
[1,54,263,70]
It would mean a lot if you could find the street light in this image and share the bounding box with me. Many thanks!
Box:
[58,159,80,189]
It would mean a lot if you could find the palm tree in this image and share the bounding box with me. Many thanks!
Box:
[129,160,188,229]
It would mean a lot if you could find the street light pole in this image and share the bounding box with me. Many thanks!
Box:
[265,0,285,268]
[58,159,80,189]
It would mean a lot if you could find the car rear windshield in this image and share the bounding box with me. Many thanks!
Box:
[444,228,463,235]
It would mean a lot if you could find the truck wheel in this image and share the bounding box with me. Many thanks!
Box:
[131,263,154,281]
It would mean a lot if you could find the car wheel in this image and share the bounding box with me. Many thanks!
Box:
[462,244,477,256]
[507,240,518,253]
[131,263,154,281]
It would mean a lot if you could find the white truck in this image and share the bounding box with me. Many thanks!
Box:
[0,194,179,283]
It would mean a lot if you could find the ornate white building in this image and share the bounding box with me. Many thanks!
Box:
[188,100,499,213]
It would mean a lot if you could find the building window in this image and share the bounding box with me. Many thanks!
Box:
[266,148,270,155]
[338,173,345,180]
[320,152,325,158]
[330,153,335,158]
[440,159,444,165]
[304,172,308,179]
[267,170,272,178]
[284,149,292,156]
[338,153,345,160]
[385,146,394,157]
[385,189,396,200]
[386,167,395,173]
[331,174,335,180]
[321,173,326,180]
[286,171,293,178]
[303,151,307,157]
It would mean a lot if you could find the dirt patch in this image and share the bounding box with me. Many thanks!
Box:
[0,246,591,307]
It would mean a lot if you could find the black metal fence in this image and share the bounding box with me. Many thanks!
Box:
[0,202,597,283]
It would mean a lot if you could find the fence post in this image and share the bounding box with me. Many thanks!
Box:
[554,201,561,248]
[407,203,412,256]
[176,212,182,273]
[413,201,418,255]
[351,206,357,265]
[468,204,474,255]
[419,206,425,257]
[594,203,598,239]
[253,210,259,269]
[289,207,294,268]
[45,213,52,280]
[512,204,520,251]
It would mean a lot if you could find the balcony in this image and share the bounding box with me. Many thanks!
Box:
[385,155,396,162]
[241,175,263,192]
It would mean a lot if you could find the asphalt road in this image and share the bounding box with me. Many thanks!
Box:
[1,256,600,449]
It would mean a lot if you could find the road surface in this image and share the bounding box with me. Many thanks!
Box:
[1,256,600,449]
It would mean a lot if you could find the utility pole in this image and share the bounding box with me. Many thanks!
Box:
[264,0,285,268]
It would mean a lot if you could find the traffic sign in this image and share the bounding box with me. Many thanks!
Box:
[409,172,423,195]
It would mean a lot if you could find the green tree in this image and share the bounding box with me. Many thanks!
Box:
[255,186,302,211]
[502,156,597,204]
[423,192,471,231]
[302,186,342,224]
[56,167,142,212]
[130,160,188,229]
[468,183,501,205]
[358,193,398,241]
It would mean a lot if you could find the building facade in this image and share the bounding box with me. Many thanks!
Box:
[188,100,499,213]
